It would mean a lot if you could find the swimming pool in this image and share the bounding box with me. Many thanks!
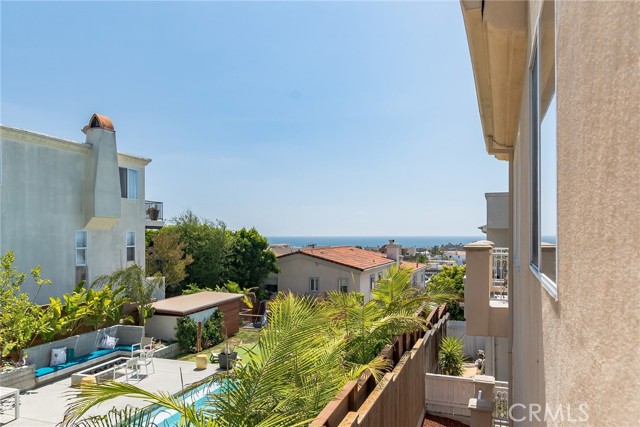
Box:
[145,379,222,427]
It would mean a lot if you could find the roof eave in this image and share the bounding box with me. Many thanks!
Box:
[460,0,528,161]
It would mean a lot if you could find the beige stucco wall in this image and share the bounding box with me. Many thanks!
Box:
[275,254,392,301]
[508,1,640,425]
[0,127,148,303]
[486,192,509,247]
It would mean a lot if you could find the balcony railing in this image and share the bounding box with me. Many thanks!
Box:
[493,380,509,426]
[491,248,508,300]
[145,201,164,222]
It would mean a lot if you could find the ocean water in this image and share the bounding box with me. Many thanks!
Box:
[267,236,485,248]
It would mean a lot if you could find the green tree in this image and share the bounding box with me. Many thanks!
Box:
[225,227,279,289]
[170,211,230,290]
[0,252,51,359]
[428,264,466,320]
[145,229,193,291]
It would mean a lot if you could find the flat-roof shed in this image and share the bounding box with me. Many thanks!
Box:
[146,292,244,341]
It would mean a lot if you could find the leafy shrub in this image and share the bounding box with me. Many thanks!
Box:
[438,336,465,376]
[176,316,197,351]
[176,311,224,352]
[0,251,51,360]
[429,265,466,320]
[447,302,465,321]
[202,310,224,348]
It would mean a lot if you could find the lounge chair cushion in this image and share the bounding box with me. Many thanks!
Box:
[98,334,119,349]
[50,347,67,366]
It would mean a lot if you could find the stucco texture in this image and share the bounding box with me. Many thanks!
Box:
[510,1,640,426]
[554,1,640,425]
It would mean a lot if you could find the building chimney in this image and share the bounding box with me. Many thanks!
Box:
[82,113,121,229]
[385,240,402,265]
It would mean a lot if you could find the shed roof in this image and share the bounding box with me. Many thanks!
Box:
[152,291,243,316]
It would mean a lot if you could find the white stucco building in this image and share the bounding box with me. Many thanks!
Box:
[0,113,151,303]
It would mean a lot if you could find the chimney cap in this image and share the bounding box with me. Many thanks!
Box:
[82,113,115,134]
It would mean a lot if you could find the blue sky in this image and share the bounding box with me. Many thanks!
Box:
[1,0,508,236]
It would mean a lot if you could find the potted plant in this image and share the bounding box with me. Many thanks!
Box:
[219,336,241,370]
[146,204,159,221]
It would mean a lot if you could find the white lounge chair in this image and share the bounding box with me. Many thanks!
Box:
[131,337,154,357]
[114,357,139,383]
[137,349,155,376]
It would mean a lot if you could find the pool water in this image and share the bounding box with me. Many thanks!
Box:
[145,380,222,426]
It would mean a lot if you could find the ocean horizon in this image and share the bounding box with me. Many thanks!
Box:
[267,236,485,248]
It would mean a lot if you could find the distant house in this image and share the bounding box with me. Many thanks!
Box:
[271,245,426,301]
[400,261,428,288]
[0,114,158,303]
[442,251,466,266]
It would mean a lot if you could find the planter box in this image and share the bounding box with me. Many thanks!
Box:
[153,342,181,360]
[0,365,35,391]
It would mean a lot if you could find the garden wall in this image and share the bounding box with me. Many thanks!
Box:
[0,365,35,390]
[310,304,449,427]
[153,342,181,359]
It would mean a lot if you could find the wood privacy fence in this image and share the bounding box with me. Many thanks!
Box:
[310,304,449,427]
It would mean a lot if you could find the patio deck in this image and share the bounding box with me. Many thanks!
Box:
[0,357,223,427]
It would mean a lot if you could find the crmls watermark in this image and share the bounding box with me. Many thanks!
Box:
[507,403,589,423]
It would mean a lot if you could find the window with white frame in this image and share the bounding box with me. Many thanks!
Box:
[126,231,136,262]
[530,0,557,298]
[75,230,87,283]
[369,274,375,290]
[119,167,139,199]
[76,231,87,266]
[338,278,349,293]
[309,277,319,292]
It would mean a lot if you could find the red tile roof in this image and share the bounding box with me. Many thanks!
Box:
[278,246,396,271]
[400,261,428,271]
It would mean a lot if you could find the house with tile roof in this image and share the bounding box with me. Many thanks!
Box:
[271,246,427,301]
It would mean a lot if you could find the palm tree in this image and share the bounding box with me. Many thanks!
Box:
[92,263,162,326]
[324,265,457,374]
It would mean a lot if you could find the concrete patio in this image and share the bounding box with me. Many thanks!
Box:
[0,357,223,427]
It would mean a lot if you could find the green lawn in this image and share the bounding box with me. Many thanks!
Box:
[177,329,262,363]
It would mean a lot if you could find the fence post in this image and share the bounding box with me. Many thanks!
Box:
[468,375,495,427]
[197,321,202,353]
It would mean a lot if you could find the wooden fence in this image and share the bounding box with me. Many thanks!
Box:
[310,304,449,427]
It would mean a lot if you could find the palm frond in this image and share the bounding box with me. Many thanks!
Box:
[63,381,202,427]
